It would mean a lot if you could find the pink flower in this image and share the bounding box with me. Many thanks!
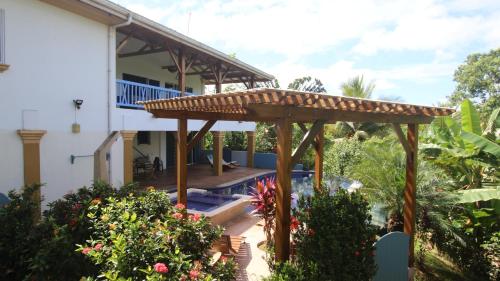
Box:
[154,262,169,274]
[94,243,103,251]
[175,203,186,210]
[189,270,199,280]
[173,212,183,220]
[189,213,201,222]
[220,256,228,263]
[82,247,92,255]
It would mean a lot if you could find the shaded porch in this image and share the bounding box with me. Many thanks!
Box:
[137,164,272,191]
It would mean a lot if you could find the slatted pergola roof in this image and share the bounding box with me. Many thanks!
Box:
[140,88,454,266]
[141,88,454,123]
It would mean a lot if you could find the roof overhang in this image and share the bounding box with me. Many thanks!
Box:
[40,0,274,84]
[141,89,455,124]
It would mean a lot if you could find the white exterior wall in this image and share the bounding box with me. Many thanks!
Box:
[0,0,109,206]
[0,0,257,207]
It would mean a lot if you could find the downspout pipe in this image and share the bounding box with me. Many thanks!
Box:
[107,13,132,133]
[107,13,132,182]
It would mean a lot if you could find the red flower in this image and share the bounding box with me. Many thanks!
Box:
[82,247,92,255]
[154,262,169,274]
[94,243,103,251]
[355,251,360,256]
[173,212,183,220]
[189,270,199,280]
[72,203,82,212]
[290,216,299,231]
[189,213,201,222]
[69,219,77,227]
[220,256,228,263]
[175,203,186,210]
[307,228,315,236]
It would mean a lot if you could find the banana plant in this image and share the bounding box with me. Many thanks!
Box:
[421,99,499,190]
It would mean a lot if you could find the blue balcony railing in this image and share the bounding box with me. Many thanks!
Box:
[117,79,189,109]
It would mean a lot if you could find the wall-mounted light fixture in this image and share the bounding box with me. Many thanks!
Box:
[73,99,84,109]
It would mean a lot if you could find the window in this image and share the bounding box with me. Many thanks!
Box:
[137,131,151,145]
[122,73,159,86]
[0,9,5,64]
[165,83,193,93]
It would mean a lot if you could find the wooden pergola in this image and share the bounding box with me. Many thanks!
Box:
[141,88,454,265]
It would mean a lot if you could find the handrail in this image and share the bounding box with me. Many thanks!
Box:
[116,79,195,109]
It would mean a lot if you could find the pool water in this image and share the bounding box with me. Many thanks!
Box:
[170,192,238,212]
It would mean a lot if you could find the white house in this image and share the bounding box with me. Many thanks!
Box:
[0,0,273,207]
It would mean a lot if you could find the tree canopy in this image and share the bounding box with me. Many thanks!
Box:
[448,48,500,117]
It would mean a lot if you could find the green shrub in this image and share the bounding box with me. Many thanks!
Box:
[0,185,41,280]
[291,188,377,281]
[78,189,235,280]
[324,139,362,177]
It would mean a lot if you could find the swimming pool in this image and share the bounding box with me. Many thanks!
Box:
[207,170,361,197]
[168,189,251,225]
[170,191,238,212]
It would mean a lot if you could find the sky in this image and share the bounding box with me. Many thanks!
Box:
[113,0,500,106]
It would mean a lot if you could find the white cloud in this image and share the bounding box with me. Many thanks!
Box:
[114,0,500,58]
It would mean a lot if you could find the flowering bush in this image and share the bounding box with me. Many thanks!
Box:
[78,188,235,280]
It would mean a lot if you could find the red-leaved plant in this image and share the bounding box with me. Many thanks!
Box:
[250,177,276,248]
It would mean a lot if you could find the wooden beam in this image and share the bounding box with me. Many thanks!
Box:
[275,117,293,262]
[185,54,198,73]
[291,120,326,167]
[403,124,418,269]
[116,34,131,53]
[118,46,167,58]
[166,44,180,71]
[178,49,186,96]
[212,131,224,176]
[392,123,411,155]
[177,119,188,206]
[94,131,120,183]
[314,126,324,191]
[187,120,216,151]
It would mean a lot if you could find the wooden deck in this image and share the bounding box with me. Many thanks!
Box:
[137,164,272,192]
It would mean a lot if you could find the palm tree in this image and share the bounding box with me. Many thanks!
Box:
[348,136,457,234]
[335,76,386,140]
[340,75,375,99]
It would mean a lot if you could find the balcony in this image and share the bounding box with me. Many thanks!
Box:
[117,79,193,109]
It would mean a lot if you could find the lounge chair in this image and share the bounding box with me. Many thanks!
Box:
[211,235,246,257]
[206,154,239,169]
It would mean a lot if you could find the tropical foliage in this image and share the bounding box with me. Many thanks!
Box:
[447,48,500,118]
[420,99,499,278]
[0,183,235,281]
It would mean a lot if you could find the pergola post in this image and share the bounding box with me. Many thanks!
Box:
[121,130,137,185]
[212,131,224,176]
[246,131,256,168]
[403,123,418,268]
[177,119,188,205]
[275,117,293,261]
[314,126,324,190]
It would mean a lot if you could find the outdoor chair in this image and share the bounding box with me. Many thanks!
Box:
[206,154,239,169]
[211,235,246,258]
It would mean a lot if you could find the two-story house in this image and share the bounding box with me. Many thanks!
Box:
[0,0,273,207]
